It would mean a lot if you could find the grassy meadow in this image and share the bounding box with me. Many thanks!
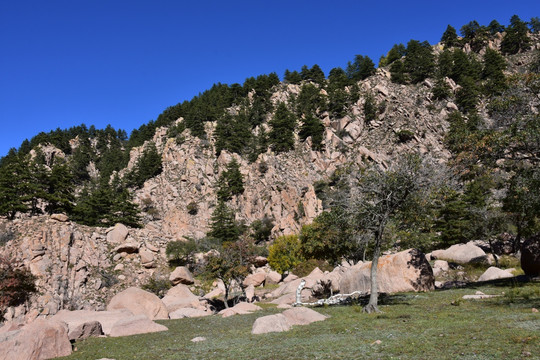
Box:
[60,279,539,360]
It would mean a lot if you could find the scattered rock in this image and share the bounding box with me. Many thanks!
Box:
[477,267,514,282]
[169,308,212,319]
[113,242,139,254]
[431,243,487,264]
[281,307,327,326]
[169,266,195,285]
[50,214,69,222]
[245,284,255,302]
[107,287,169,320]
[191,337,206,342]
[265,271,282,285]
[251,314,291,334]
[106,223,129,244]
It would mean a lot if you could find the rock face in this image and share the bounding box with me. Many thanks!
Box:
[477,267,514,282]
[521,234,540,277]
[107,287,169,320]
[339,249,434,294]
[0,319,72,360]
[431,243,488,264]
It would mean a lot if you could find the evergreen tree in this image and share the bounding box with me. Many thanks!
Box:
[482,48,507,95]
[0,156,28,219]
[207,200,240,244]
[487,20,505,34]
[216,158,245,202]
[363,93,377,124]
[390,60,407,84]
[284,70,302,85]
[379,44,406,67]
[346,55,376,81]
[455,76,479,113]
[296,84,327,117]
[299,114,325,151]
[126,143,162,188]
[268,102,296,154]
[530,17,540,33]
[501,15,531,55]
[441,25,459,47]
[404,40,435,83]
[107,186,141,228]
[44,161,75,215]
[328,67,349,88]
[72,182,113,226]
[437,49,453,78]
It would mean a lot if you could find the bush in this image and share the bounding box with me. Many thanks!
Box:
[187,202,198,215]
[396,130,415,143]
[0,225,14,246]
[141,275,171,298]
[268,235,304,274]
[0,257,37,321]
[291,259,333,278]
[166,238,198,267]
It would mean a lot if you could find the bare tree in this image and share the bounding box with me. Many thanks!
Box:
[342,155,443,313]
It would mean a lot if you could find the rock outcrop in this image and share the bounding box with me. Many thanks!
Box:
[339,249,434,294]
[431,243,488,264]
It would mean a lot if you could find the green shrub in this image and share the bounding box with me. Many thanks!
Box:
[291,259,333,278]
[187,202,198,215]
[166,239,198,267]
[268,235,304,274]
[141,275,171,298]
[396,130,415,143]
[0,257,37,321]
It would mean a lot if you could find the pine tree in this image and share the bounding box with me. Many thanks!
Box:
[268,102,296,153]
[299,114,325,151]
[207,200,240,244]
[346,55,376,81]
[0,156,28,219]
[487,20,505,34]
[482,48,507,95]
[441,25,459,48]
[216,159,245,202]
[501,15,531,55]
[44,161,75,215]
[404,40,435,83]
[390,60,407,84]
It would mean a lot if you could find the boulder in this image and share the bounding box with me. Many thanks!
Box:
[169,308,212,319]
[431,243,488,264]
[432,260,449,276]
[251,307,326,334]
[109,315,168,337]
[0,319,72,360]
[282,307,327,326]
[50,213,69,222]
[113,242,139,254]
[521,234,540,277]
[51,309,134,336]
[245,284,255,302]
[251,313,291,334]
[266,270,282,285]
[339,249,434,294]
[477,267,514,282]
[169,266,195,285]
[162,284,201,313]
[67,321,103,341]
[253,256,268,267]
[106,223,129,244]
[139,249,155,268]
[243,272,266,287]
[219,302,262,317]
[107,287,169,320]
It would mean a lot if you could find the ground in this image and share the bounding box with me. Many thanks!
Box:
[59,279,539,360]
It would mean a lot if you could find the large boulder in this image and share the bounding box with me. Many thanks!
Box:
[106,223,129,244]
[265,271,282,285]
[339,249,434,294]
[169,308,212,319]
[477,267,514,282]
[251,307,327,334]
[107,287,169,320]
[51,309,134,336]
[243,272,266,287]
[251,314,291,334]
[67,321,103,341]
[109,315,168,337]
[431,243,487,264]
[0,319,72,360]
[162,284,201,313]
[169,266,195,285]
[281,307,327,326]
[521,234,540,277]
[219,302,262,317]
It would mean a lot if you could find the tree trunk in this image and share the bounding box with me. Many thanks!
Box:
[224,286,229,309]
[363,231,382,314]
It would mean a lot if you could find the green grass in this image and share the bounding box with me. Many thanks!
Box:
[60,281,539,360]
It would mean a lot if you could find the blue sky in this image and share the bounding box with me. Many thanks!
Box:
[1,1,538,157]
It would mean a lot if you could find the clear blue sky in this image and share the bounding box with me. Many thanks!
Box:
[1,1,538,157]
